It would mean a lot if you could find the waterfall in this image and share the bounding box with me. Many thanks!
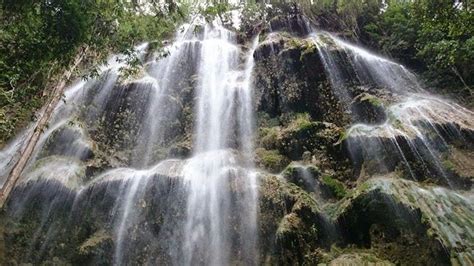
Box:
[0,16,261,263]
[313,32,422,95]
[2,8,473,265]
[180,22,259,266]
[312,31,474,186]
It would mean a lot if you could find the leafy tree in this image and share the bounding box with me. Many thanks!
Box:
[0,0,187,145]
[361,0,473,90]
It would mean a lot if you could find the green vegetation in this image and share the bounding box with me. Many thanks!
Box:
[0,1,187,145]
[254,1,473,96]
[321,175,347,199]
[256,148,290,173]
[259,127,280,149]
[288,112,314,132]
[442,159,456,172]
[361,0,473,91]
[360,94,383,107]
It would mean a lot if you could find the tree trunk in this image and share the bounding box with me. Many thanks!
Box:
[0,46,89,209]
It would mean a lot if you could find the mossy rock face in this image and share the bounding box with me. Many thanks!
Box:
[255,148,290,173]
[3,173,190,265]
[266,14,311,37]
[76,66,196,168]
[441,147,474,188]
[320,175,347,200]
[258,113,344,160]
[328,252,394,265]
[282,163,320,193]
[333,177,472,265]
[253,34,348,126]
[258,175,324,264]
[345,127,473,189]
[257,113,352,182]
[254,33,287,61]
[277,118,343,161]
[350,93,387,124]
[40,121,95,162]
[21,156,87,190]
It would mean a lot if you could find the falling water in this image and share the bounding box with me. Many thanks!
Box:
[366,177,474,264]
[312,32,474,185]
[313,32,422,96]
[3,9,472,265]
[180,22,259,266]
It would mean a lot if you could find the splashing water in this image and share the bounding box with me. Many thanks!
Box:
[312,32,423,96]
[366,178,474,264]
[312,31,474,186]
[180,22,259,266]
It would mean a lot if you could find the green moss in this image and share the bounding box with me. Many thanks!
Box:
[257,112,279,127]
[289,112,313,132]
[321,175,347,199]
[287,38,304,49]
[276,213,301,238]
[282,164,298,178]
[406,193,416,204]
[336,129,350,144]
[260,127,280,149]
[442,160,455,171]
[300,42,317,61]
[78,230,111,255]
[360,94,383,107]
[386,110,403,129]
[256,148,290,173]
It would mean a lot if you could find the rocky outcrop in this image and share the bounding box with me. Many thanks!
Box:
[1,8,474,266]
[253,33,348,125]
[331,177,474,265]
[350,93,387,124]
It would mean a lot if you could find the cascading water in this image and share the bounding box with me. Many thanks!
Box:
[313,32,422,95]
[1,8,473,265]
[0,15,260,264]
[312,31,474,187]
[180,22,259,266]
[99,20,259,265]
[308,31,474,263]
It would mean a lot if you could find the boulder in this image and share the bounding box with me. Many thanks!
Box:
[350,93,387,124]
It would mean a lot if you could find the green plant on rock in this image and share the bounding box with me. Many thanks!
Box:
[289,112,314,132]
[300,41,317,61]
[321,175,347,199]
[336,129,349,144]
[360,94,383,107]
[442,159,455,172]
[256,148,290,173]
[260,127,280,149]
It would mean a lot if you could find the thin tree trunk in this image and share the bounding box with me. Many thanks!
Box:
[451,66,472,95]
[0,46,89,209]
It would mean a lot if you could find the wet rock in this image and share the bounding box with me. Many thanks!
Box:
[41,121,95,161]
[254,33,287,60]
[20,156,87,190]
[255,148,290,173]
[282,163,320,193]
[78,230,113,257]
[329,253,394,265]
[253,35,347,125]
[334,177,471,265]
[442,147,474,186]
[89,79,156,150]
[266,14,311,37]
[350,93,387,124]
[258,175,323,264]
[277,116,344,161]
[319,175,347,200]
